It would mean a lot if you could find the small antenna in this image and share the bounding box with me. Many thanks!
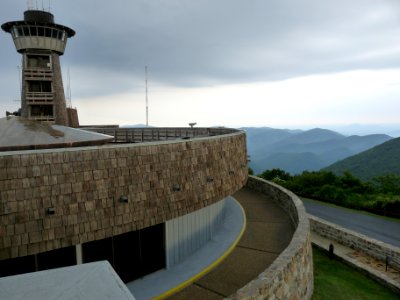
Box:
[145,66,149,126]
[66,67,72,108]
[17,63,22,97]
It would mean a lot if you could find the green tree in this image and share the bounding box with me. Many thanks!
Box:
[259,168,292,181]
[248,167,254,175]
[372,174,400,194]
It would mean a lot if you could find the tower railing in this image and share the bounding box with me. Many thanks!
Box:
[26,92,54,104]
[24,68,53,81]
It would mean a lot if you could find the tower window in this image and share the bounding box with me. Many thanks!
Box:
[23,26,30,36]
[12,26,23,37]
[45,28,52,38]
[52,29,58,39]
[27,55,51,68]
[37,27,45,36]
[30,105,53,117]
[28,81,52,93]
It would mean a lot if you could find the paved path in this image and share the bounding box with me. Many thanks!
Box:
[168,188,295,299]
[302,198,400,248]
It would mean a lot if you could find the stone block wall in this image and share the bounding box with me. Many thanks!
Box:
[0,131,248,260]
[309,215,400,270]
[228,176,313,300]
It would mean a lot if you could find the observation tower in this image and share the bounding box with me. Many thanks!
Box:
[2,9,77,126]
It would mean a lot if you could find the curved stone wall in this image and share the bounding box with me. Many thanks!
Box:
[228,176,313,300]
[0,131,248,260]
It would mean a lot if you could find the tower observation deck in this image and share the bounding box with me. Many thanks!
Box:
[2,10,78,126]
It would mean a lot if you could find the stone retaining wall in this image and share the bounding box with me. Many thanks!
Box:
[309,215,400,270]
[228,176,314,300]
[0,131,248,260]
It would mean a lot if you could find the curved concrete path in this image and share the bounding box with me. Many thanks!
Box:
[168,187,295,299]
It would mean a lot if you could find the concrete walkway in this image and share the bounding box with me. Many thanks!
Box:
[168,187,295,299]
[311,232,400,294]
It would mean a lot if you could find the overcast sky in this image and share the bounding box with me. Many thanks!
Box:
[1,0,400,135]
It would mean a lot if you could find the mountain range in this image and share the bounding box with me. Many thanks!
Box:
[243,127,392,174]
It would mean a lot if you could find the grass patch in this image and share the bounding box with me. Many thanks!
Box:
[312,246,400,300]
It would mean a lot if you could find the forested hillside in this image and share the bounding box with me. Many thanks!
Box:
[324,137,400,181]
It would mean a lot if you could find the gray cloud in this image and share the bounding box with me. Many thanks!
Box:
[1,0,400,103]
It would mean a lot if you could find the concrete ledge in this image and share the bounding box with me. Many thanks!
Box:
[227,176,313,300]
[309,215,400,269]
[0,261,136,300]
[312,232,400,294]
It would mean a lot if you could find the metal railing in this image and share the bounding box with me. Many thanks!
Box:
[85,127,239,143]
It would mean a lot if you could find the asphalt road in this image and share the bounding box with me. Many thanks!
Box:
[302,198,400,248]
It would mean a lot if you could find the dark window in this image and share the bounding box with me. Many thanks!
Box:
[82,223,166,283]
[30,105,53,117]
[29,82,41,92]
[27,55,50,68]
[57,30,63,40]
[30,26,38,36]
[23,26,30,36]
[45,27,52,37]
[37,27,45,36]
[28,81,52,93]
[52,29,58,39]
[0,255,36,278]
[37,246,76,271]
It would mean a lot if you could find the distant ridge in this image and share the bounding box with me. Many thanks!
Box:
[323,137,400,181]
[243,127,392,174]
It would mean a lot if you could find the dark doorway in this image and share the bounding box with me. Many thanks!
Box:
[140,224,166,276]
[113,230,141,282]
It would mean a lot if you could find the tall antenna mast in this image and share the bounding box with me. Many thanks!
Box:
[145,66,149,126]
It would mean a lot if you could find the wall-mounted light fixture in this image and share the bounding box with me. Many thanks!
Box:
[172,184,181,192]
[206,176,214,183]
[119,195,129,203]
[46,207,55,215]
